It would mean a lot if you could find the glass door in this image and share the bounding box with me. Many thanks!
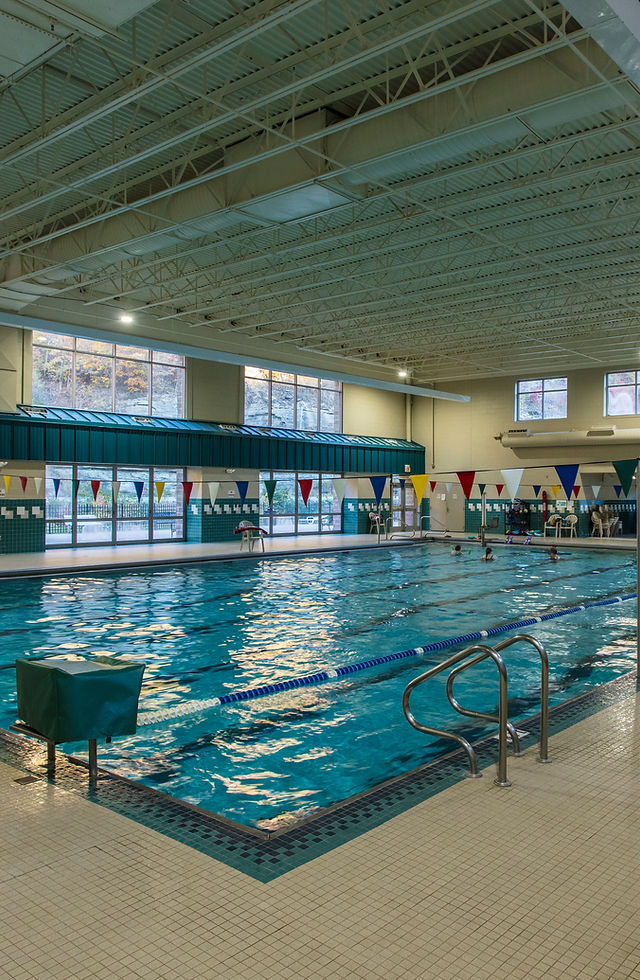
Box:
[116,468,151,542]
[392,479,417,529]
[76,466,113,544]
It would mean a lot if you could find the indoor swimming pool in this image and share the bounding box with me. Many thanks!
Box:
[0,542,636,829]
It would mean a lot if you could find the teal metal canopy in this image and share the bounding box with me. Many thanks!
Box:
[0,406,426,474]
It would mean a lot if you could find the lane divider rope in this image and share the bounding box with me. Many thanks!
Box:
[136,591,637,727]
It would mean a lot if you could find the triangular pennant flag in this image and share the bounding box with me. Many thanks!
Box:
[370,476,386,506]
[495,484,504,496]
[73,479,80,500]
[532,485,541,497]
[3,474,10,494]
[612,459,638,498]
[429,481,437,493]
[410,474,429,503]
[112,480,121,504]
[551,485,560,499]
[456,471,475,501]
[235,480,249,503]
[591,485,600,500]
[90,480,101,502]
[573,485,581,499]
[399,478,405,489]
[554,464,579,501]
[478,483,486,496]
[208,481,220,506]
[155,481,165,502]
[20,476,28,493]
[53,478,61,498]
[614,484,622,498]
[445,482,452,493]
[298,478,313,505]
[182,481,194,504]
[133,480,145,502]
[33,477,43,496]
[501,468,524,500]
[331,478,348,504]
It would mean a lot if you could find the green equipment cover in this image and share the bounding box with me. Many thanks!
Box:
[16,656,145,742]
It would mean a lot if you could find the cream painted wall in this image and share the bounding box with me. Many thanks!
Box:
[414,367,640,486]
[0,325,30,413]
[342,383,406,438]
[186,357,243,423]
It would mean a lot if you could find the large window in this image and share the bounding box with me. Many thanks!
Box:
[606,371,640,416]
[44,465,184,547]
[244,368,341,432]
[259,472,342,534]
[515,377,567,421]
[32,332,185,417]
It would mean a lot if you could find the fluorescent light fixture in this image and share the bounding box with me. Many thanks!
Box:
[398,370,408,378]
[118,313,133,324]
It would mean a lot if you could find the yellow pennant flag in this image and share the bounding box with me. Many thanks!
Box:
[155,481,165,502]
[3,474,9,494]
[551,485,561,499]
[410,474,429,503]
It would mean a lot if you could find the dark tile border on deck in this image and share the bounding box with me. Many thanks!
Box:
[1,669,637,882]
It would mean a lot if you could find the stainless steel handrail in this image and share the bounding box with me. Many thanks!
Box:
[446,633,550,764]
[403,644,511,787]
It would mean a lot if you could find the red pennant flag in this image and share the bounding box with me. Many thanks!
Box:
[496,484,504,497]
[456,471,475,501]
[429,481,437,492]
[90,480,101,501]
[182,481,194,504]
[20,476,28,492]
[298,478,313,505]
[573,485,581,498]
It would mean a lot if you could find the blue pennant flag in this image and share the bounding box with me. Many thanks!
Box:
[133,480,144,502]
[236,480,249,503]
[370,476,387,506]
[532,485,541,497]
[554,464,579,501]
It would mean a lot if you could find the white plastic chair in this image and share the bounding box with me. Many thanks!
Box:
[543,514,561,537]
[559,514,578,538]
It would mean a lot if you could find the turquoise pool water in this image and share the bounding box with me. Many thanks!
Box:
[0,543,636,828]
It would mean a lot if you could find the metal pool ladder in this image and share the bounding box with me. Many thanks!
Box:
[402,634,550,787]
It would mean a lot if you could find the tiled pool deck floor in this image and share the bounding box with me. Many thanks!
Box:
[2,672,640,979]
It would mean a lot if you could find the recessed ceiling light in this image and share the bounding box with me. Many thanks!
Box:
[119,313,133,324]
[398,370,407,378]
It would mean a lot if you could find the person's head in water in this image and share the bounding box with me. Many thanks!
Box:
[452,544,462,555]
[549,546,559,560]
[482,547,494,561]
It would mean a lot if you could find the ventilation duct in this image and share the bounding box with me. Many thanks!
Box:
[498,426,640,448]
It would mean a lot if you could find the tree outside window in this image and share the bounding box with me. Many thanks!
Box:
[244,367,341,432]
[515,377,567,421]
[32,331,185,417]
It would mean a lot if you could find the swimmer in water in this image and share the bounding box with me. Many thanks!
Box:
[549,546,559,561]
[452,544,462,556]
[481,547,495,561]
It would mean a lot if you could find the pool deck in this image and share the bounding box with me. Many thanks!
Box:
[2,531,639,978]
[2,680,640,979]
[0,529,634,577]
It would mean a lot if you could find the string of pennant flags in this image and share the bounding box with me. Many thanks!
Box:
[2,460,639,505]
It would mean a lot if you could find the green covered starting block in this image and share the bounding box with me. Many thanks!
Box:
[14,656,145,784]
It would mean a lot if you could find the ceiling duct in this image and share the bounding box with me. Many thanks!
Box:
[498,426,640,448]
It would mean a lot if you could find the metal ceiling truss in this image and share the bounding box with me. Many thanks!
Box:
[2,0,640,384]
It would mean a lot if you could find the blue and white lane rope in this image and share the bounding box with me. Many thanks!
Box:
[136,591,637,727]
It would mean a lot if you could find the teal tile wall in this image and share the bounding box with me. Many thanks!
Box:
[342,497,391,534]
[0,497,45,554]
[186,497,261,543]
[464,498,637,537]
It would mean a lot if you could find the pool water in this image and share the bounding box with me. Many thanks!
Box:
[0,543,636,828]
